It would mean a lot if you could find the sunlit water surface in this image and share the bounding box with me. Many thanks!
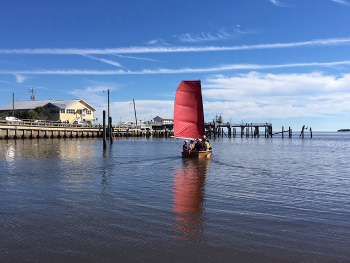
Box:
[1,133,350,262]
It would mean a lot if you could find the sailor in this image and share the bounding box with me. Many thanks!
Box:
[205,139,211,151]
[189,140,195,150]
[193,138,206,151]
[183,140,189,151]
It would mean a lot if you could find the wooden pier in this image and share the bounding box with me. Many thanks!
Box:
[0,120,311,140]
[0,121,173,140]
[0,122,103,139]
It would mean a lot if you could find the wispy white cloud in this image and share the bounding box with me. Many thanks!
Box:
[202,72,350,121]
[1,60,350,75]
[174,29,233,43]
[204,72,350,100]
[82,54,123,67]
[331,0,349,5]
[112,54,160,62]
[146,38,170,46]
[14,74,26,83]
[68,85,117,108]
[0,37,349,55]
[270,0,289,7]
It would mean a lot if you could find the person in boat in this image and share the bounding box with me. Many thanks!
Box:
[183,140,189,152]
[193,138,206,151]
[189,140,195,150]
[205,139,211,151]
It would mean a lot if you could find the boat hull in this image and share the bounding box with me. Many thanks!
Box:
[182,150,212,159]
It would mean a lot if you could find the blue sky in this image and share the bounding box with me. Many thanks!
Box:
[1,0,350,131]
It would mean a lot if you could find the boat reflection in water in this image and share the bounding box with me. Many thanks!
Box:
[172,158,210,243]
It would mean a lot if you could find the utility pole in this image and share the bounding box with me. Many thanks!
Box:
[133,99,138,126]
[29,88,36,101]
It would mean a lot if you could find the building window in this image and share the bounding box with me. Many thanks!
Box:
[50,108,59,114]
[67,109,76,114]
[86,110,92,115]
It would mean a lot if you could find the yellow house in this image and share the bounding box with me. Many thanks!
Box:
[0,99,96,124]
[47,100,96,123]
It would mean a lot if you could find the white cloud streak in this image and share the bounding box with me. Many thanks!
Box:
[0,37,349,55]
[82,54,123,67]
[331,0,349,5]
[270,0,283,6]
[175,29,233,43]
[1,60,350,76]
[112,54,160,62]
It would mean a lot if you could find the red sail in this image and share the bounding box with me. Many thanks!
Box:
[174,80,205,140]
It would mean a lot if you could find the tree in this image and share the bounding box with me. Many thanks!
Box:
[27,109,38,119]
[34,107,47,120]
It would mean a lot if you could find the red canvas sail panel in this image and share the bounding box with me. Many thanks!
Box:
[174,80,205,140]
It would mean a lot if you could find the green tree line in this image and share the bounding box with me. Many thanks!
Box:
[0,107,47,120]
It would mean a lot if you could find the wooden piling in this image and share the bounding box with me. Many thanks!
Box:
[103,110,107,149]
[109,116,113,144]
[300,125,305,138]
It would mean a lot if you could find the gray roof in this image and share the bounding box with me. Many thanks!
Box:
[48,100,82,109]
[0,99,83,111]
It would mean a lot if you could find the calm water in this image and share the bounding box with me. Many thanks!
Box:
[1,133,350,262]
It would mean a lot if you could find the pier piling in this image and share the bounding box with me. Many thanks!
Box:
[103,110,107,149]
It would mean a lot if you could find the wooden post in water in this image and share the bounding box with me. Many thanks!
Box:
[300,125,305,138]
[270,126,273,137]
[310,127,312,138]
[289,127,292,137]
[241,126,244,137]
[103,110,107,149]
[282,126,284,138]
[109,117,113,144]
[254,126,259,137]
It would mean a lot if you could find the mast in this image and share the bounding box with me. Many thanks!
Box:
[12,93,14,116]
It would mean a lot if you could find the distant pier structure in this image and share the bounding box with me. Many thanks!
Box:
[205,122,274,138]
[205,114,286,138]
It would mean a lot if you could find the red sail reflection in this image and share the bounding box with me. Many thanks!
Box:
[172,159,210,243]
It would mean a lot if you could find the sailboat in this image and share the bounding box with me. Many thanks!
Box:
[173,80,212,158]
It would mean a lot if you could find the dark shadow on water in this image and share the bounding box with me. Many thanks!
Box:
[172,158,210,244]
